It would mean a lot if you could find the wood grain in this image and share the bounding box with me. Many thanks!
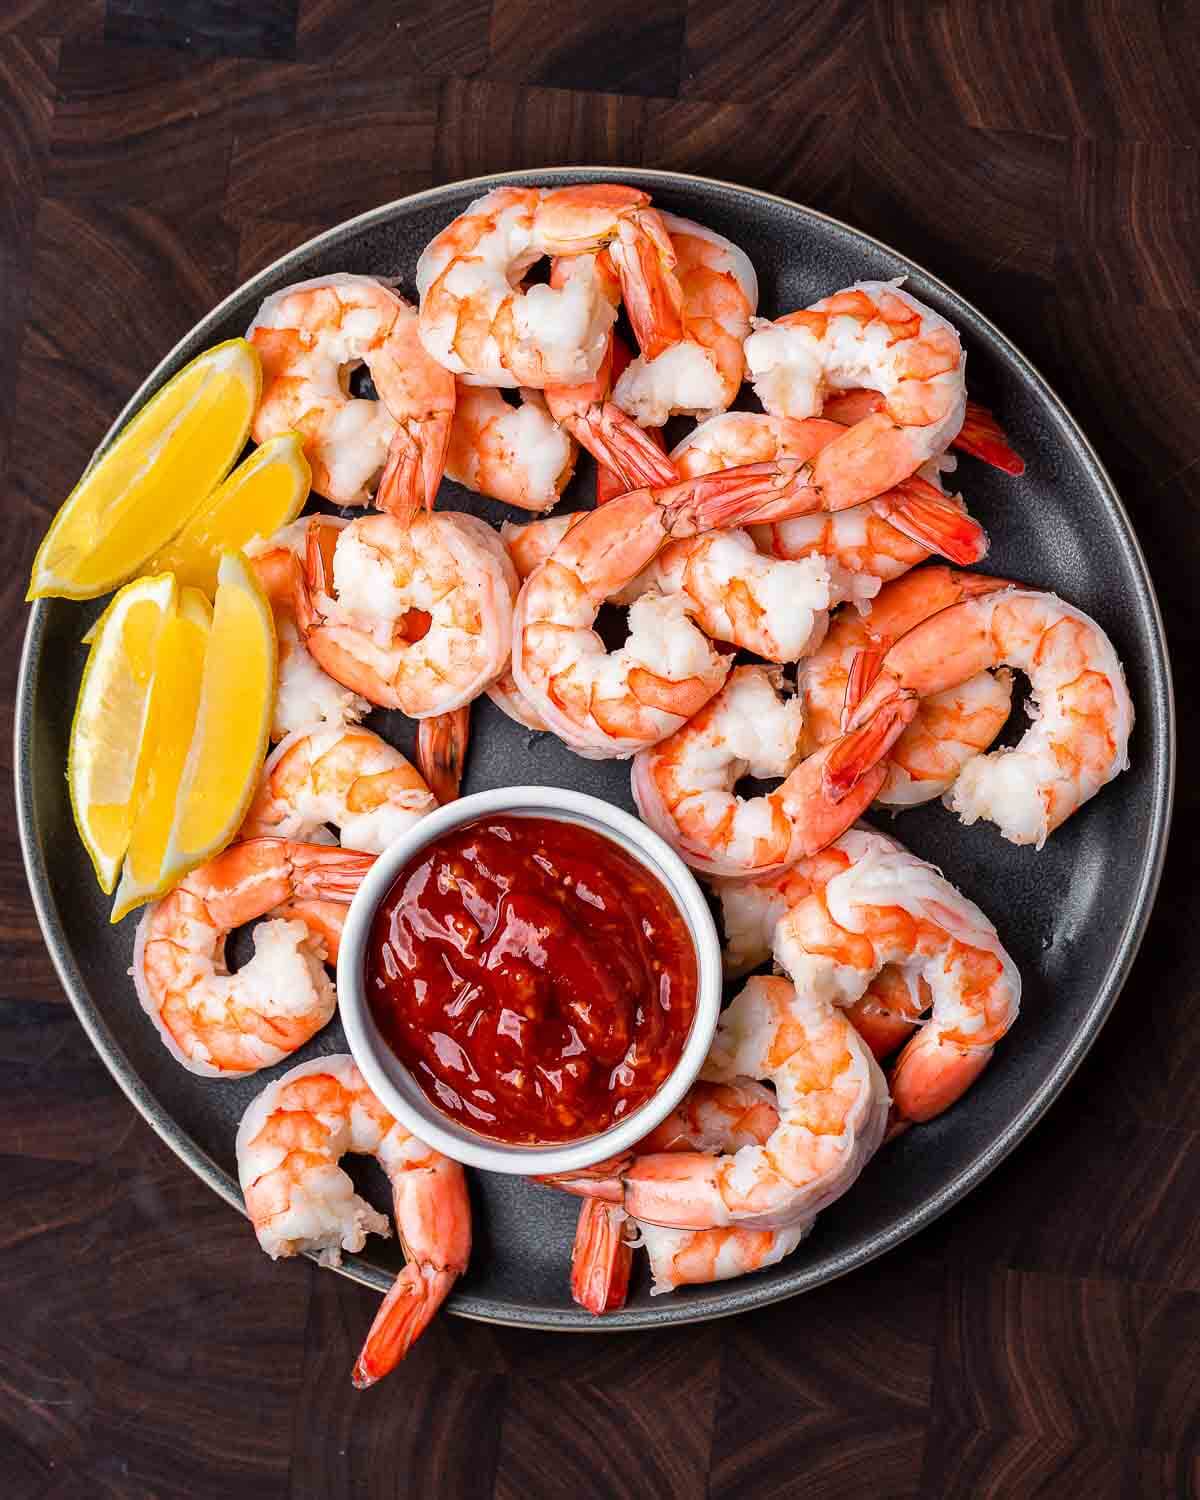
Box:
[3,3,1200,1496]
[227,66,438,223]
[488,0,686,98]
[435,78,645,181]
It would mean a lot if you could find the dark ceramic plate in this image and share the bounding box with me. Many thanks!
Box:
[16,170,1174,1330]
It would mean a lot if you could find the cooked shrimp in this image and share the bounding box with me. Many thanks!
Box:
[445,382,577,512]
[543,266,679,490]
[269,898,348,963]
[501,511,581,577]
[241,723,437,852]
[133,839,374,1077]
[247,273,455,516]
[632,664,907,877]
[799,566,1016,807]
[743,281,967,507]
[553,1077,787,1206]
[592,418,849,656]
[675,409,986,577]
[510,457,963,759]
[564,976,887,1230]
[236,1055,471,1387]
[245,518,370,741]
[613,213,758,427]
[613,415,954,658]
[715,826,937,1062]
[644,1219,812,1297]
[823,389,1025,476]
[765,832,1021,1124]
[415,184,677,388]
[572,1198,809,1308]
[755,462,975,594]
[509,480,735,758]
[484,513,582,730]
[645,529,844,663]
[634,1076,805,1300]
[715,826,899,974]
[417,706,470,803]
[639,1078,782,1154]
[593,369,672,504]
[842,589,1135,846]
[295,510,518,717]
[567,1079,798,1311]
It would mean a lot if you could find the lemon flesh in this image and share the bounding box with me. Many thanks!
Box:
[110,589,212,922]
[28,339,261,600]
[68,573,177,893]
[164,551,276,876]
[145,431,311,595]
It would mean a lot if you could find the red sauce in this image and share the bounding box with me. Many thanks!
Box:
[365,814,698,1144]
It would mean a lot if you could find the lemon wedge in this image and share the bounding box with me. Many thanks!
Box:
[28,339,261,601]
[109,588,213,922]
[69,573,177,893]
[159,551,276,887]
[144,431,311,595]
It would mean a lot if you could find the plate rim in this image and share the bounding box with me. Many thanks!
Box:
[15,167,1176,1332]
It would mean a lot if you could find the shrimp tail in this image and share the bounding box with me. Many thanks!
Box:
[288,843,377,900]
[581,402,678,491]
[955,401,1026,476]
[352,1263,458,1388]
[535,1153,633,1201]
[613,213,685,362]
[871,477,989,565]
[821,692,918,801]
[417,706,471,804]
[595,414,669,506]
[300,516,340,612]
[570,1200,634,1315]
[663,460,809,535]
[842,648,886,725]
[375,423,426,524]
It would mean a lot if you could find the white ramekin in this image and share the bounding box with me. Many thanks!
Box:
[338,785,722,1175]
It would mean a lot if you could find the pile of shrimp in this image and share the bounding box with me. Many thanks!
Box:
[124,180,1135,1353]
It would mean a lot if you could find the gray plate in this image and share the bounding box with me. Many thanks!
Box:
[15,169,1174,1330]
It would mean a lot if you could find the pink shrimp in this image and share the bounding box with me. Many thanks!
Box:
[133,839,374,1077]
[236,1055,470,1387]
[612,212,758,427]
[674,410,987,575]
[798,565,1016,807]
[743,282,967,508]
[444,382,577,512]
[510,458,961,759]
[567,1079,798,1313]
[294,511,518,717]
[713,826,1021,1125]
[632,664,909,878]
[415,184,679,388]
[543,261,680,491]
[822,389,1025,476]
[545,975,888,1231]
[247,274,455,518]
[840,588,1134,846]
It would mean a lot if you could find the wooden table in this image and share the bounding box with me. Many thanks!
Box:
[2,4,1194,1496]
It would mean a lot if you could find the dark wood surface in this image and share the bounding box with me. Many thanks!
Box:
[2,3,1196,1496]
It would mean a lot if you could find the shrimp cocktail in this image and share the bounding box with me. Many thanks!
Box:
[26,175,1133,1374]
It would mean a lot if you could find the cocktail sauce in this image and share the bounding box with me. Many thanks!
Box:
[365,814,698,1144]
